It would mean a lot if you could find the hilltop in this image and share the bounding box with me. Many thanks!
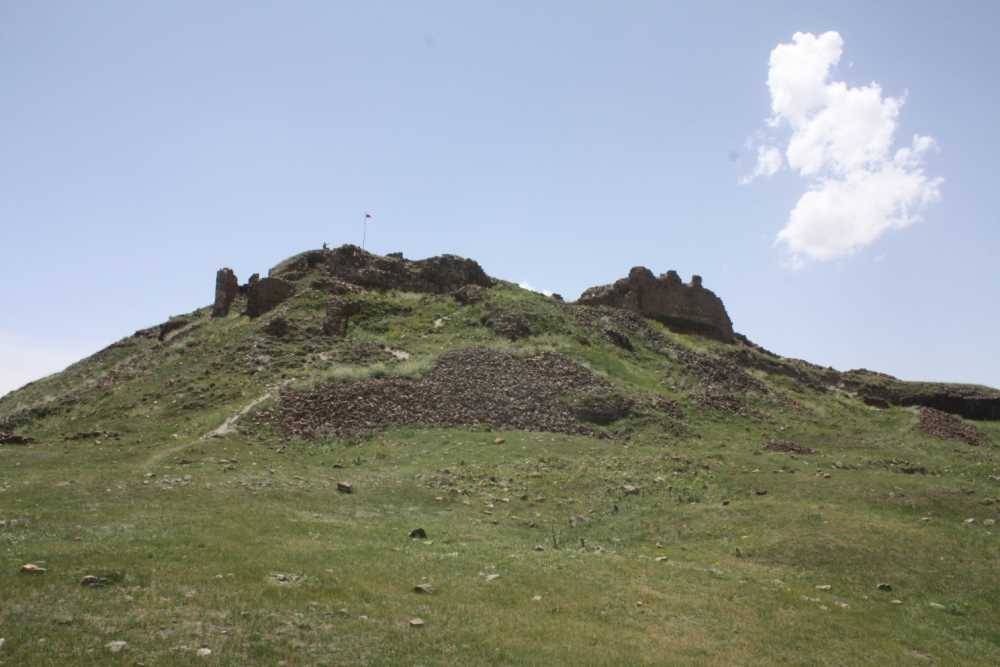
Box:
[1,245,998,665]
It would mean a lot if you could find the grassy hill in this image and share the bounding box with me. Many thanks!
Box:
[1,247,998,665]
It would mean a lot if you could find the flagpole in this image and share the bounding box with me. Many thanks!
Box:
[362,213,367,251]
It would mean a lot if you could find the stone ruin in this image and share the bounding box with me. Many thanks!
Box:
[577,266,734,342]
[269,244,494,294]
[210,244,495,329]
[212,268,239,317]
[211,247,736,343]
[211,268,295,320]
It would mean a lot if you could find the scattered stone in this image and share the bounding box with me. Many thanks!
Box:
[485,574,500,582]
[263,316,290,338]
[409,618,425,628]
[384,347,411,361]
[0,432,34,445]
[20,563,46,574]
[265,348,621,438]
[604,328,634,351]
[815,584,832,591]
[494,437,505,445]
[622,484,641,496]
[196,648,212,657]
[483,311,532,340]
[413,583,434,594]
[891,599,903,605]
[753,489,768,496]
[963,518,976,525]
[655,556,668,563]
[568,389,633,425]
[106,640,127,653]
[984,519,996,526]
[877,583,893,592]
[532,595,542,602]
[918,407,983,446]
[81,575,110,588]
[928,602,946,610]
[337,482,353,494]
[533,544,545,552]
[763,440,817,455]
[409,528,427,539]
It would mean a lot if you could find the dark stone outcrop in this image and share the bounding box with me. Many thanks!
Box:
[246,278,295,318]
[270,245,494,295]
[452,284,485,305]
[212,268,239,317]
[263,317,290,338]
[577,267,734,342]
[842,375,1000,421]
[323,297,361,337]
[604,328,634,352]
[158,318,190,341]
[0,431,34,445]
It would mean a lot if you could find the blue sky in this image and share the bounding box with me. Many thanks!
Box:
[3,1,998,396]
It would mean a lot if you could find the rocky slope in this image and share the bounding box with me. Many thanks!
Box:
[2,244,999,666]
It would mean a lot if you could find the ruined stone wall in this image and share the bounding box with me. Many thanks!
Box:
[577,267,734,342]
[246,277,295,318]
[212,268,239,317]
[269,245,494,295]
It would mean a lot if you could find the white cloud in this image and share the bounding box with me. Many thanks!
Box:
[517,281,553,297]
[746,31,941,265]
[741,145,784,183]
[0,331,96,398]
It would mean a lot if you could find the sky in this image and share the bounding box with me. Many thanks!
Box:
[3,1,999,397]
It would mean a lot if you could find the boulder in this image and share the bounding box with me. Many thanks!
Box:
[578,267,734,342]
[246,278,294,318]
[212,268,239,317]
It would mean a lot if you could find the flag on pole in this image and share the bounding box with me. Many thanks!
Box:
[362,212,373,249]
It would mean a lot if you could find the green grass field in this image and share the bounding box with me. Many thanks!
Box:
[2,270,998,665]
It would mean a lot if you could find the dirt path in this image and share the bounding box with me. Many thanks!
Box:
[141,386,280,469]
